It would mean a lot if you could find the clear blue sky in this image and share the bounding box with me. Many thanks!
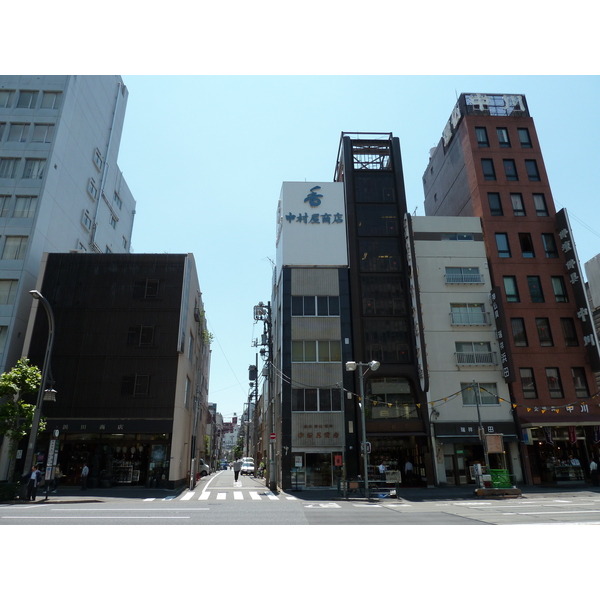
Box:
[116,75,600,422]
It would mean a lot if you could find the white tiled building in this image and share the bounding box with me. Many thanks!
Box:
[0,75,136,376]
[411,215,523,485]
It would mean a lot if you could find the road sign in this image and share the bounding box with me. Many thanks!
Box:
[270,433,276,441]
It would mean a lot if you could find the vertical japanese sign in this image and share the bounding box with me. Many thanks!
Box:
[490,286,516,383]
[556,208,600,371]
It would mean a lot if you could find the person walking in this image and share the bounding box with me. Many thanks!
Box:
[26,465,42,501]
[233,459,242,483]
[590,458,598,487]
[81,463,89,490]
[378,462,386,482]
[52,465,62,493]
[404,459,414,484]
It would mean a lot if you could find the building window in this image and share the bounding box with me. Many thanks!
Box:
[542,233,558,258]
[144,279,159,298]
[533,193,549,216]
[0,326,7,353]
[0,90,15,108]
[551,276,568,302]
[22,159,45,179]
[0,280,19,304]
[14,196,37,218]
[358,239,401,272]
[561,318,579,347]
[495,233,511,258]
[109,215,117,229]
[496,128,511,147]
[440,233,474,241]
[481,159,496,180]
[445,267,483,284]
[93,148,103,170]
[510,193,525,216]
[122,236,128,249]
[88,179,98,199]
[461,382,499,406]
[0,195,10,217]
[527,276,544,302]
[16,91,38,109]
[184,377,191,409]
[525,159,541,181]
[292,296,340,316]
[114,192,122,210]
[535,318,553,347]
[292,388,342,412]
[127,325,155,346]
[121,374,151,397]
[455,341,495,365]
[32,124,55,143]
[520,368,537,399]
[503,276,520,302]
[519,232,535,258]
[510,317,528,346]
[41,91,62,109]
[292,340,341,363]
[450,303,488,325]
[2,236,28,260]
[0,122,5,140]
[503,159,518,181]
[546,367,564,399]
[475,127,489,147]
[0,158,19,178]
[518,128,532,148]
[571,367,590,398]
[8,123,29,142]
[488,193,503,216]
[82,211,92,230]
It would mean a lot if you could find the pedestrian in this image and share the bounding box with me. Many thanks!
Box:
[379,462,386,482]
[404,459,414,484]
[233,459,242,483]
[81,463,89,490]
[26,465,42,501]
[590,458,598,487]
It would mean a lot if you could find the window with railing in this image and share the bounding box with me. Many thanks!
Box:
[450,304,490,325]
[455,342,496,365]
[445,267,483,284]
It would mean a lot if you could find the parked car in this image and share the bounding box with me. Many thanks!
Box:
[197,459,210,477]
[241,460,255,476]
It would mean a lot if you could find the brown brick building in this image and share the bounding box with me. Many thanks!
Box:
[423,93,600,485]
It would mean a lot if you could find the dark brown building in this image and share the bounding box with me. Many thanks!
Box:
[423,93,600,485]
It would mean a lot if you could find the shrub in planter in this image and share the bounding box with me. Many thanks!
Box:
[0,482,20,502]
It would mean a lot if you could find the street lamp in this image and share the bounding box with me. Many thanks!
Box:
[345,360,380,500]
[22,290,56,477]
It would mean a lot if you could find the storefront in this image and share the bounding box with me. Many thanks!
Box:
[367,434,428,486]
[433,421,520,486]
[523,425,597,485]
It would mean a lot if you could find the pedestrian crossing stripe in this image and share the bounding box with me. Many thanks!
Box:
[144,491,298,502]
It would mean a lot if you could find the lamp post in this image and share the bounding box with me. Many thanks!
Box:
[22,290,56,476]
[345,360,380,500]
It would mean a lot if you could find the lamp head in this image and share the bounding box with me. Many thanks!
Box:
[368,361,380,372]
[345,361,357,372]
[29,289,43,300]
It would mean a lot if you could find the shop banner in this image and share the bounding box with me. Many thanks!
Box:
[568,426,577,445]
[544,426,554,446]
[594,426,600,445]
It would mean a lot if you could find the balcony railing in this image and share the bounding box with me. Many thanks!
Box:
[456,352,497,366]
[445,273,485,284]
[450,312,491,326]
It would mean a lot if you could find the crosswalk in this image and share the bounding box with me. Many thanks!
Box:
[144,489,297,502]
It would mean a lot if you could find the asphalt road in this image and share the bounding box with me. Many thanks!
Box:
[3,470,600,525]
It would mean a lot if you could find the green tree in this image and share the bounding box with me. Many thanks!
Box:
[0,358,43,482]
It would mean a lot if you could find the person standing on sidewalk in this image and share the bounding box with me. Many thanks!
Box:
[233,459,242,483]
[26,465,42,501]
[590,458,598,487]
[81,463,89,490]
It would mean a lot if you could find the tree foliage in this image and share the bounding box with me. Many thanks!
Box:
[0,358,43,481]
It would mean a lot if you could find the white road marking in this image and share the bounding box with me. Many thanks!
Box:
[250,492,261,500]
[265,492,279,500]
[181,491,195,501]
[199,491,211,501]
[216,492,226,500]
[234,491,244,500]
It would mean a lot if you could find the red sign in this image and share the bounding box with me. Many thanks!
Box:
[270,433,276,441]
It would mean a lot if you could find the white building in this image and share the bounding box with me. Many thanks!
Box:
[0,75,136,376]
[410,215,522,485]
